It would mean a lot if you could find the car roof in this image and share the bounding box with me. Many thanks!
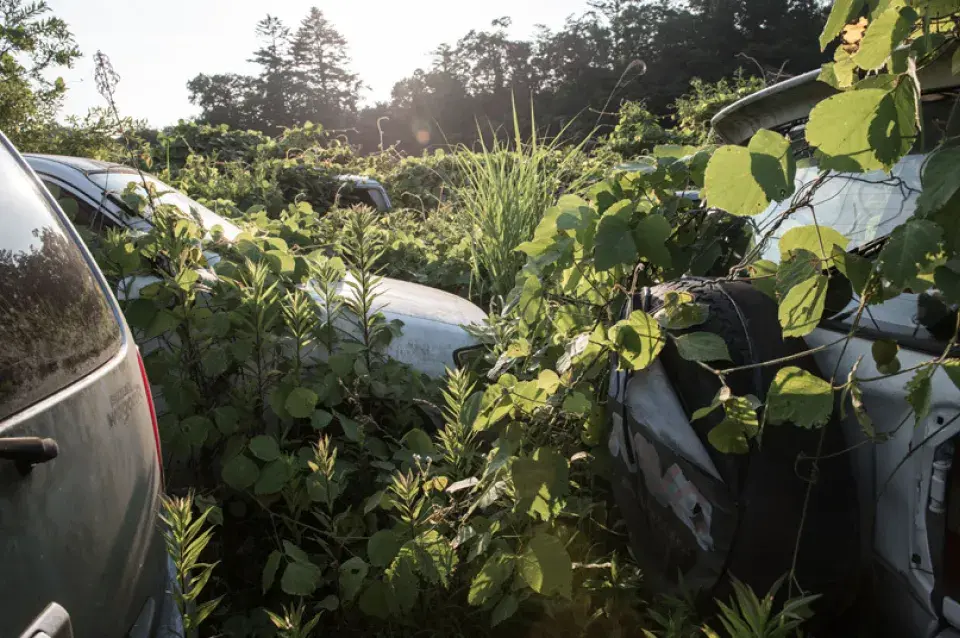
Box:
[23,153,139,174]
[712,44,960,145]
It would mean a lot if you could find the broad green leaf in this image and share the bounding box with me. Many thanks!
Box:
[779,225,850,262]
[820,0,864,49]
[906,367,934,424]
[935,263,960,305]
[339,557,370,602]
[249,435,280,462]
[878,220,942,288]
[854,4,918,70]
[842,361,874,437]
[283,540,310,563]
[943,360,960,391]
[634,214,673,268]
[262,550,281,594]
[872,338,901,374]
[917,147,960,216]
[674,332,732,362]
[562,392,592,415]
[358,580,392,619]
[254,458,290,495]
[368,530,401,568]
[704,130,795,217]
[806,83,915,172]
[285,387,318,419]
[411,530,458,587]
[749,259,778,299]
[468,552,514,606]
[833,246,874,296]
[221,453,259,490]
[491,594,519,627]
[776,249,820,298]
[708,417,752,454]
[213,406,239,435]
[608,310,665,371]
[655,291,708,329]
[266,249,295,274]
[518,532,573,598]
[512,447,570,521]
[180,415,212,447]
[537,369,561,394]
[401,428,436,458]
[281,561,322,597]
[594,200,637,270]
[916,0,960,17]
[311,409,333,430]
[766,367,834,429]
[778,275,829,338]
[145,310,181,339]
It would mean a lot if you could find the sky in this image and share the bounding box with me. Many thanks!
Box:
[47,0,590,127]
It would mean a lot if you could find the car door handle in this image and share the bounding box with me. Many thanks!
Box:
[0,437,59,474]
[19,602,73,638]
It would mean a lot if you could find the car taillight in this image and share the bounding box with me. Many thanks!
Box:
[136,348,163,479]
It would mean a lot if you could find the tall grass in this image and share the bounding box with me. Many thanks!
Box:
[451,99,592,301]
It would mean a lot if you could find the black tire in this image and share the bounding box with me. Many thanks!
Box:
[619,277,860,617]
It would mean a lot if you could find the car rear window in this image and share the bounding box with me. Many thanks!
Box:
[0,141,122,422]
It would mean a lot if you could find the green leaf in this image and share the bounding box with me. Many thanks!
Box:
[749,259,779,299]
[674,332,732,362]
[878,220,942,288]
[254,458,290,495]
[779,225,850,262]
[491,594,519,627]
[221,453,259,490]
[401,428,436,458]
[842,361,875,438]
[262,550,281,594]
[854,4,918,70]
[805,83,916,172]
[655,291,708,329]
[943,359,960,392]
[145,310,182,339]
[833,246,874,296]
[704,130,795,217]
[594,200,637,270]
[249,435,280,462]
[339,557,370,603]
[281,561,322,597]
[468,552,514,606]
[917,147,960,216]
[266,249,295,274]
[562,392,592,415]
[779,275,829,338]
[180,415,212,447]
[820,0,864,49]
[906,367,934,423]
[368,530,401,568]
[285,387,319,419]
[512,447,570,521]
[872,338,902,374]
[283,540,311,564]
[411,530,458,587]
[776,249,820,298]
[767,367,834,429]
[633,214,673,268]
[518,532,573,599]
[358,580,392,619]
[708,417,753,454]
[608,310,666,371]
[537,369,561,394]
[311,409,333,430]
[212,406,239,435]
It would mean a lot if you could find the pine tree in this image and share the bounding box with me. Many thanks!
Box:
[290,7,361,128]
[249,15,296,132]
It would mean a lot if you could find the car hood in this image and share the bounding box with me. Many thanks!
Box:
[347,275,487,327]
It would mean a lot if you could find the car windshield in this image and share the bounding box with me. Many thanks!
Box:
[87,171,241,240]
[754,92,958,262]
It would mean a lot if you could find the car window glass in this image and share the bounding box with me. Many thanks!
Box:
[0,145,122,422]
[86,171,240,238]
[42,180,119,236]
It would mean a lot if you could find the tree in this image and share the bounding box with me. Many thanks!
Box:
[249,15,297,133]
[290,7,361,129]
[186,73,258,130]
[0,0,80,145]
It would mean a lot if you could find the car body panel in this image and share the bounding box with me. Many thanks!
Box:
[1,136,175,637]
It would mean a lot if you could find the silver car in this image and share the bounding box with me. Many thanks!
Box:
[612,54,960,637]
[22,154,486,379]
[0,134,180,636]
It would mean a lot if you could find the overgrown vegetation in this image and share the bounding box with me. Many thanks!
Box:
[6,1,960,637]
